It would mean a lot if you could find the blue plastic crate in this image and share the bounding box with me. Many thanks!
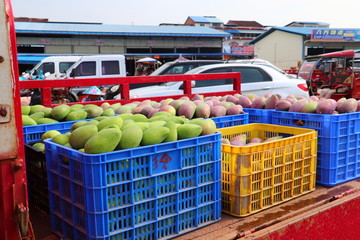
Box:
[243,108,273,124]
[271,111,360,186]
[50,201,221,240]
[23,119,91,143]
[45,133,222,239]
[211,113,249,128]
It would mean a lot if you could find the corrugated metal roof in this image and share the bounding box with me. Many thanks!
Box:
[15,22,230,37]
[249,27,313,44]
[188,16,223,24]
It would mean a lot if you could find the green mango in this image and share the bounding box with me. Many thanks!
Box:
[84,128,122,154]
[141,126,169,146]
[69,124,98,149]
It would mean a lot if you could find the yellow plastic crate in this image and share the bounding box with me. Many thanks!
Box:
[218,123,317,217]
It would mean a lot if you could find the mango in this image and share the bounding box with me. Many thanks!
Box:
[289,99,308,112]
[195,103,211,118]
[226,105,244,115]
[43,107,53,118]
[163,121,178,142]
[86,119,99,126]
[116,126,143,150]
[29,112,45,121]
[141,126,170,146]
[65,110,88,121]
[250,96,266,109]
[101,108,115,116]
[121,119,135,130]
[275,100,292,111]
[221,138,231,145]
[84,128,122,154]
[265,95,279,109]
[210,105,227,117]
[86,106,104,118]
[21,106,31,115]
[64,143,72,148]
[30,105,46,114]
[52,133,70,146]
[196,119,217,135]
[94,116,109,121]
[148,120,167,127]
[177,124,202,140]
[148,116,166,122]
[51,104,71,121]
[36,118,59,124]
[69,124,98,149]
[169,99,186,111]
[151,111,173,118]
[32,142,45,152]
[118,113,133,121]
[70,104,84,110]
[97,116,123,131]
[178,102,196,119]
[230,134,247,146]
[158,105,176,116]
[188,118,204,125]
[238,96,252,108]
[122,121,149,131]
[70,120,89,132]
[100,102,111,110]
[162,116,188,124]
[129,114,148,122]
[337,98,357,113]
[115,105,132,114]
[22,115,37,126]
[301,101,318,113]
[83,104,98,109]
[42,130,61,141]
[263,136,283,143]
[316,99,337,114]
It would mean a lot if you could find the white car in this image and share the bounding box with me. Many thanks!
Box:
[115,63,309,99]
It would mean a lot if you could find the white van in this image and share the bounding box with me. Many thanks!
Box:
[26,56,81,79]
[65,54,126,79]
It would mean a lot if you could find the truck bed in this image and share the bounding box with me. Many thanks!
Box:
[31,179,360,240]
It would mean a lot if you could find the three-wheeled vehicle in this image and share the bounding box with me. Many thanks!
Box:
[298,49,360,100]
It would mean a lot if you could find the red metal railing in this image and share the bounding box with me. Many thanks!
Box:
[19,73,241,107]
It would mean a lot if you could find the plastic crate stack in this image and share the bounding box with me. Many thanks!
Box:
[218,123,317,217]
[44,132,222,240]
[243,108,273,124]
[271,111,360,186]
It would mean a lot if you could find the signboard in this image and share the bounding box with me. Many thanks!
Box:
[223,41,254,55]
[311,29,360,41]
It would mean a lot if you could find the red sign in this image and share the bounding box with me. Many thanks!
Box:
[152,153,172,170]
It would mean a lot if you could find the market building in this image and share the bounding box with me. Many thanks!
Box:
[249,23,360,70]
[15,19,236,73]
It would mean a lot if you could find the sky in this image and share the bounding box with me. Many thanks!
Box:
[11,0,359,28]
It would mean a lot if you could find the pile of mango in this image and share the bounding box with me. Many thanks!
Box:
[222,134,284,147]
[21,104,115,126]
[34,112,217,154]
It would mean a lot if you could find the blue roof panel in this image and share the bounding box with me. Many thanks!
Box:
[15,22,230,37]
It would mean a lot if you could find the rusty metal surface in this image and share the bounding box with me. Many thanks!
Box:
[171,180,360,240]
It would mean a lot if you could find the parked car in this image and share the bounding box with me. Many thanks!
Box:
[114,63,309,99]
[106,59,224,99]
[150,60,224,76]
[234,58,298,79]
